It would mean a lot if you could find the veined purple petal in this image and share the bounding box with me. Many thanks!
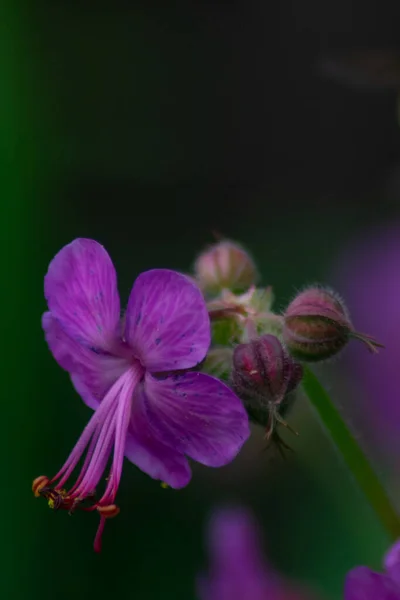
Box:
[70,374,101,410]
[143,372,250,467]
[43,312,129,409]
[125,385,191,488]
[42,312,80,373]
[124,269,210,371]
[385,540,400,587]
[44,239,121,351]
[344,566,400,600]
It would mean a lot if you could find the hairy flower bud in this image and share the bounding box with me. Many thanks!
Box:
[283,287,383,362]
[232,334,303,438]
[195,240,257,295]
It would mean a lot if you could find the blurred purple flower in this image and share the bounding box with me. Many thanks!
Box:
[345,539,400,599]
[198,507,318,600]
[36,239,250,551]
[334,222,400,456]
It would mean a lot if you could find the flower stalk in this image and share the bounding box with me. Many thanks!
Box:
[302,366,400,540]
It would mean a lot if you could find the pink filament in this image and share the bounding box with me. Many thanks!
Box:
[94,516,106,553]
[49,365,142,520]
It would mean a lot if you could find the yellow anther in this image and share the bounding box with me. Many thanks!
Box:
[97,504,120,519]
[160,482,169,489]
[45,489,67,509]
[32,475,50,497]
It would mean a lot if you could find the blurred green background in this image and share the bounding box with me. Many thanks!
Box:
[5,1,400,598]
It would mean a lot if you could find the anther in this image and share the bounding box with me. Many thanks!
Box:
[32,475,50,497]
[97,504,120,519]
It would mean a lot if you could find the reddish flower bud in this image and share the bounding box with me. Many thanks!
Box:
[232,334,302,438]
[233,335,302,403]
[283,287,383,362]
[194,240,257,295]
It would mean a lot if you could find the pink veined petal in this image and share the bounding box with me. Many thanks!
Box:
[125,384,192,489]
[385,540,400,587]
[44,238,121,351]
[344,566,400,600]
[124,269,210,372]
[70,375,102,411]
[142,372,250,467]
[43,312,129,409]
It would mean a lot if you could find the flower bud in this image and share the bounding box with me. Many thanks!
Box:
[283,286,383,362]
[194,240,257,295]
[232,334,303,407]
[232,335,302,439]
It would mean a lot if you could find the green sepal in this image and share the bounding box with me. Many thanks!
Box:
[202,347,233,382]
[211,318,241,347]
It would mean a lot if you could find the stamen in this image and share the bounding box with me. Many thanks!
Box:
[32,475,50,497]
[72,396,118,499]
[103,381,133,502]
[32,365,143,552]
[93,517,106,554]
[97,504,120,519]
[93,505,121,553]
[50,382,121,488]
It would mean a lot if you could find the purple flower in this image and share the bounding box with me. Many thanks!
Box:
[345,539,400,599]
[198,507,317,600]
[334,222,400,456]
[33,239,250,551]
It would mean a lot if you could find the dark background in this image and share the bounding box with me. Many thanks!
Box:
[4,1,400,598]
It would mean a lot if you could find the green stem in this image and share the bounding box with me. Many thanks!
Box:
[302,366,400,540]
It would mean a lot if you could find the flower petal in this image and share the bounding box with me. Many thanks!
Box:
[44,238,121,350]
[385,540,400,587]
[199,508,317,600]
[124,269,210,371]
[43,312,129,409]
[143,372,250,467]
[206,508,268,571]
[344,566,400,600]
[125,384,192,488]
[198,509,276,600]
[70,374,100,410]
